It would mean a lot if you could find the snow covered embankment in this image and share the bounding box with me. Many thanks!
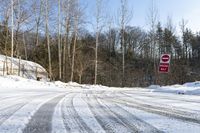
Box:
[0,55,48,80]
[149,82,200,95]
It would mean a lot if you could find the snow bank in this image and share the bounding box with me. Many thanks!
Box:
[183,81,200,87]
[0,75,89,92]
[148,82,200,95]
[0,55,48,80]
[0,75,65,93]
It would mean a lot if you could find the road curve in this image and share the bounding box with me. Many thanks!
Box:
[0,88,199,133]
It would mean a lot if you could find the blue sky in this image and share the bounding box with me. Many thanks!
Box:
[83,0,200,33]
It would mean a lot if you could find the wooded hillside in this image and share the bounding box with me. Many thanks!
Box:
[1,0,200,87]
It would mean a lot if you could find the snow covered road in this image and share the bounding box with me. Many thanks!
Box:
[0,85,200,133]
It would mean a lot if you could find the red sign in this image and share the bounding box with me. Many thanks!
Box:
[160,54,171,64]
[159,63,169,73]
[162,55,170,62]
[159,54,171,73]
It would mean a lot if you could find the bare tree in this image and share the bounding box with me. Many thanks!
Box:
[45,0,52,80]
[180,19,188,59]
[147,0,158,84]
[166,16,175,33]
[22,31,27,60]
[11,0,14,74]
[58,0,62,80]
[62,0,73,81]
[165,16,176,57]
[120,0,128,86]
[107,17,114,86]
[70,9,79,82]
[75,50,91,84]
[14,0,30,57]
[32,0,43,46]
[94,0,102,84]
[148,0,158,59]
[0,1,11,56]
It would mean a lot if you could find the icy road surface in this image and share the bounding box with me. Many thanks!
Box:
[0,86,200,133]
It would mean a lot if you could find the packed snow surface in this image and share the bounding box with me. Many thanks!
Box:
[0,75,200,133]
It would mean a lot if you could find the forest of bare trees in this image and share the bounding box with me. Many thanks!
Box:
[0,0,200,87]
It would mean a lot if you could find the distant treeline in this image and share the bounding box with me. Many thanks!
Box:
[0,0,200,87]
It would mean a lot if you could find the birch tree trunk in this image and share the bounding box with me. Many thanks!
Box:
[5,20,9,56]
[70,14,78,82]
[108,18,113,86]
[34,0,43,46]
[45,0,52,80]
[120,0,126,87]
[11,0,14,74]
[63,0,71,81]
[94,0,101,84]
[148,0,158,84]
[23,32,27,60]
[58,0,62,80]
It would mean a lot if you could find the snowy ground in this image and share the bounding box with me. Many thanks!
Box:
[0,76,200,133]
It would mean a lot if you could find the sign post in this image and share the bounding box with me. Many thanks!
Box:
[159,54,171,73]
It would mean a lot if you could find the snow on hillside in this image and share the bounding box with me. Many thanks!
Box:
[0,55,48,80]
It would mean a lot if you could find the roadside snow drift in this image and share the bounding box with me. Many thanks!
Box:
[149,82,200,95]
[0,55,48,80]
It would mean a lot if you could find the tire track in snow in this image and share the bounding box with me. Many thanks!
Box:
[0,95,21,102]
[0,96,32,110]
[0,94,52,126]
[0,93,63,133]
[74,93,105,133]
[22,94,65,133]
[120,92,200,115]
[0,103,27,125]
[106,93,200,125]
[119,92,200,119]
[61,93,94,133]
[122,91,200,104]
[0,93,56,111]
[51,96,67,133]
[98,96,163,133]
[116,102,200,133]
[85,92,135,133]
